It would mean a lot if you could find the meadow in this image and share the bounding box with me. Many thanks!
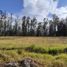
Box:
[0,37,67,67]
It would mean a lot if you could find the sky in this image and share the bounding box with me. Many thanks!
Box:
[0,0,67,21]
[58,0,67,7]
[0,0,23,13]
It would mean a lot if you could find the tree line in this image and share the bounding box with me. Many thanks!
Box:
[0,10,67,36]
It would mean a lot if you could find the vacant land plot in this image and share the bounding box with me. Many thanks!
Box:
[0,37,67,48]
[0,37,67,67]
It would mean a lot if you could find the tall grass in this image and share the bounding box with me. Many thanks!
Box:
[0,37,66,66]
[25,45,67,55]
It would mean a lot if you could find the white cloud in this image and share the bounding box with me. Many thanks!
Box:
[18,0,58,21]
[55,6,67,19]
[17,0,67,21]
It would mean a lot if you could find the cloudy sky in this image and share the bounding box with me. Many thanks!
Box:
[0,0,67,21]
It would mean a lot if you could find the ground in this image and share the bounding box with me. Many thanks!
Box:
[0,37,67,67]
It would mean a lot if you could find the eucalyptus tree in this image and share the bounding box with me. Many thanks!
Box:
[22,16,27,36]
[3,11,7,36]
[57,19,67,36]
[13,18,18,35]
[37,22,43,36]
[65,18,67,36]
[43,18,49,36]
[30,17,37,36]
[26,16,30,35]
[0,10,3,35]
[8,13,13,35]
[52,14,59,36]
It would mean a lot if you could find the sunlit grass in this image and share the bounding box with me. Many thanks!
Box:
[0,37,67,66]
[0,37,67,48]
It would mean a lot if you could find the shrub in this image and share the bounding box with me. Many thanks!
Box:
[64,48,67,53]
[49,49,58,55]
[48,48,63,55]
[25,45,47,54]
[17,50,22,55]
[25,45,67,55]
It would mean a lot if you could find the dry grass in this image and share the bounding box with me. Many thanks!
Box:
[0,37,67,48]
[0,37,66,67]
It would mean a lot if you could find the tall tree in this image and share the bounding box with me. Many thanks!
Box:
[43,18,48,36]
[52,14,59,36]
[26,16,30,35]
[30,17,37,36]
[57,19,67,36]
[13,18,18,35]
[37,22,43,36]
[3,11,7,36]
[8,13,13,35]
[22,16,27,36]
[0,10,5,35]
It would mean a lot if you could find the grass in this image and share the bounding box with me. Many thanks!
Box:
[0,37,67,66]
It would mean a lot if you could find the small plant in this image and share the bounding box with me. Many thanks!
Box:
[25,45,48,54]
[48,48,60,55]
[25,45,67,55]
[17,50,22,55]
[64,48,67,53]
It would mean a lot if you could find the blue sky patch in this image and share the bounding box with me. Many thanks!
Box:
[0,0,23,13]
[58,0,67,8]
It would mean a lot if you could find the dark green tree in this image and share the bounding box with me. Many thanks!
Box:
[22,16,27,36]
[30,17,37,36]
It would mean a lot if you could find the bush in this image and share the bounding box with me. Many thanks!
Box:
[25,45,67,55]
[25,45,47,54]
[48,48,62,55]
[17,50,22,55]
[64,48,67,53]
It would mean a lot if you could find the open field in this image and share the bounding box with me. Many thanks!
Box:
[0,37,67,67]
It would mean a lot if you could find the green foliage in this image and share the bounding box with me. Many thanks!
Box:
[48,48,63,55]
[25,45,48,54]
[17,49,22,55]
[25,45,67,55]
[64,48,67,53]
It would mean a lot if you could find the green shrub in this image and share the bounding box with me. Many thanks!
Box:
[48,49,57,55]
[64,48,67,53]
[25,45,67,55]
[47,47,64,55]
[25,45,47,54]
[17,49,22,55]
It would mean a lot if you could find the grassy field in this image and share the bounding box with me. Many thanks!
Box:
[0,37,67,67]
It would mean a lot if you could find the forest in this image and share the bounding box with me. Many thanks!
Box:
[0,10,67,36]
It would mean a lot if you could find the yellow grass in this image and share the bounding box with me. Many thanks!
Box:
[0,37,67,48]
[0,36,67,67]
